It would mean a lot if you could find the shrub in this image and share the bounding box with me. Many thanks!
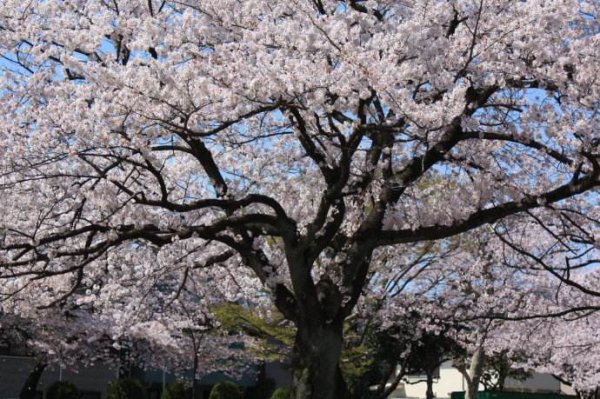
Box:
[209,381,243,399]
[270,388,290,399]
[161,379,192,399]
[46,381,80,399]
[107,377,145,399]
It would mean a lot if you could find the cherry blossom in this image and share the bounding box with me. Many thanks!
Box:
[1,1,600,398]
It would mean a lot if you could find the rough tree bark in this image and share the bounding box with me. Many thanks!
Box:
[290,320,350,399]
[279,238,356,399]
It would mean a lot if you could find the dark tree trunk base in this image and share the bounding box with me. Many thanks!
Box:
[20,362,47,399]
[290,320,350,399]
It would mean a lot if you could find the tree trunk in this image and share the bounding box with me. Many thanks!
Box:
[426,371,435,399]
[192,350,198,399]
[497,372,506,392]
[20,361,47,399]
[290,320,350,399]
[465,348,485,399]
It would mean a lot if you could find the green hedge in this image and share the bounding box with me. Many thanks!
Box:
[161,379,192,399]
[270,387,290,399]
[450,392,578,399]
[107,378,145,399]
[47,381,80,399]
[209,381,243,399]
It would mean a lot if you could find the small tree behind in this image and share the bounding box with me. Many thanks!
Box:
[480,351,531,392]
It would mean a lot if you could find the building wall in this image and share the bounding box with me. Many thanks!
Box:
[402,362,468,399]
[264,362,292,387]
[0,355,117,399]
[0,356,38,399]
[0,354,278,399]
[394,361,563,399]
[505,373,560,393]
[560,383,577,396]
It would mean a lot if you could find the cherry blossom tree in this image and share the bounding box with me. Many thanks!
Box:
[1,289,254,399]
[377,226,600,399]
[0,308,120,399]
[1,1,600,398]
[488,274,600,398]
[375,233,521,399]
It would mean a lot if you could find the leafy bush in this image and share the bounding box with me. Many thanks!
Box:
[161,379,192,399]
[46,381,80,399]
[209,381,243,399]
[107,378,145,399]
[270,387,291,399]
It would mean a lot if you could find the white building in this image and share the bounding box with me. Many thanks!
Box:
[387,361,570,399]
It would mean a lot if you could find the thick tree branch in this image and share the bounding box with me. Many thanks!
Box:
[375,173,600,247]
